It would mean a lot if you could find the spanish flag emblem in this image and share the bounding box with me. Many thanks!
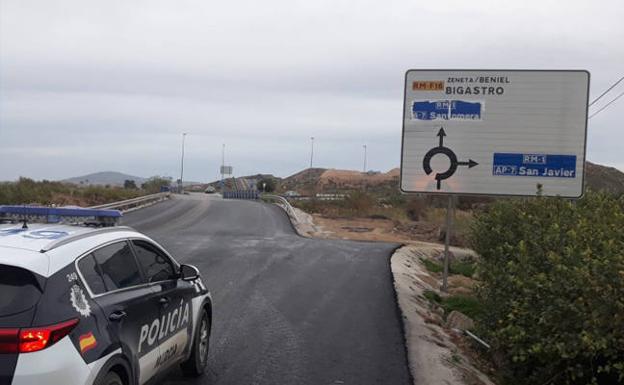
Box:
[79,332,97,354]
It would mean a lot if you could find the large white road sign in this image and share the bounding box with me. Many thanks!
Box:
[400,70,590,197]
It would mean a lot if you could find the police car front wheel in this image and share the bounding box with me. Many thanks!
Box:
[181,308,211,377]
[95,371,124,385]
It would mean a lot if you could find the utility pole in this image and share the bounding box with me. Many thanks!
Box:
[309,136,315,197]
[179,133,187,193]
[310,137,314,169]
[363,144,367,173]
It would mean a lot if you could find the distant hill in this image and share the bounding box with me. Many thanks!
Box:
[76,161,623,195]
[63,171,146,186]
[276,162,624,196]
[585,161,624,194]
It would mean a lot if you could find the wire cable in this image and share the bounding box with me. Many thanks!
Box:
[588,90,624,119]
[589,76,624,107]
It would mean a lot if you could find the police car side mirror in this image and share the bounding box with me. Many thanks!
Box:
[179,264,200,281]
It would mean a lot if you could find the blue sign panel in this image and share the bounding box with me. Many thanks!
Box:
[493,153,577,178]
[412,100,449,120]
[450,100,482,120]
[412,100,482,121]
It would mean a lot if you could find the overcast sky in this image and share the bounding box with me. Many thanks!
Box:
[1,0,623,182]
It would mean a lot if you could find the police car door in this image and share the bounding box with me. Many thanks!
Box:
[130,239,197,371]
[85,241,163,385]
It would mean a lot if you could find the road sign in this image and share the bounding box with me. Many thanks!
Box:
[401,70,590,197]
[220,166,233,175]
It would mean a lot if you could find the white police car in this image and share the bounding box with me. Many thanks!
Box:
[0,206,212,385]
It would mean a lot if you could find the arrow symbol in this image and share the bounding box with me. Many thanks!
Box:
[458,159,479,168]
[423,129,478,191]
[437,127,446,147]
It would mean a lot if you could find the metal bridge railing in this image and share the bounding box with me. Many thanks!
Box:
[261,194,299,223]
[89,192,170,212]
[222,190,260,200]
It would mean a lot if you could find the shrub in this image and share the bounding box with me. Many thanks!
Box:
[440,295,483,320]
[406,196,427,220]
[422,289,483,320]
[470,191,624,385]
[124,179,137,189]
[344,191,375,212]
[420,257,443,273]
[450,260,476,278]
[423,289,442,303]
[141,176,172,194]
[0,178,144,206]
[257,177,277,192]
[420,257,475,277]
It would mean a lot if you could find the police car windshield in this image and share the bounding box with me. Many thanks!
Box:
[0,265,43,316]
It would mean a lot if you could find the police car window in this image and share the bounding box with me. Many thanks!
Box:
[77,254,107,295]
[0,265,43,316]
[93,241,143,291]
[132,240,176,283]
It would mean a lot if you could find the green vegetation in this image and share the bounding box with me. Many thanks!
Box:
[422,289,483,320]
[424,207,474,246]
[449,260,476,278]
[423,289,442,303]
[439,295,482,319]
[0,177,145,206]
[419,257,475,278]
[257,177,277,192]
[471,191,624,385]
[140,177,172,194]
[124,179,137,189]
[420,257,443,273]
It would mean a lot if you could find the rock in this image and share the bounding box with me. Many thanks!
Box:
[446,310,475,331]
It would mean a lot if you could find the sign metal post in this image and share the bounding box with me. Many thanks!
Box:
[442,196,454,292]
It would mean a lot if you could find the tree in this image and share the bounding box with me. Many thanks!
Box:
[124,179,137,189]
[257,178,276,193]
[141,176,172,194]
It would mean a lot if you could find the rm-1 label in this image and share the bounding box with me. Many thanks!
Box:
[492,153,577,178]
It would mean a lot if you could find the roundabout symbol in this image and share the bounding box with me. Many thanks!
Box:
[423,128,478,190]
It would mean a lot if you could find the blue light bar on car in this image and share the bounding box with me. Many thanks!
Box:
[0,205,122,226]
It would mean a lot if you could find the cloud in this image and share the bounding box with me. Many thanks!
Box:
[1,0,623,181]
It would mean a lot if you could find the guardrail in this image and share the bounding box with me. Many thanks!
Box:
[261,194,299,223]
[223,190,259,200]
[89,192,170,212]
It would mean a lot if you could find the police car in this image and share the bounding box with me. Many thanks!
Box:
[0,206,212,385]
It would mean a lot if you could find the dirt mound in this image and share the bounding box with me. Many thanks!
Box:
[279,168,327,193]
[318,168,399,189]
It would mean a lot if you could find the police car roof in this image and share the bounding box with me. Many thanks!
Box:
[0,224,147,277]
[0,223,104,252]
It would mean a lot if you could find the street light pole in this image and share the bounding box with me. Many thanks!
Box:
[180,133,187,193]
[220,143,225,191]
[363,144,367,173]
[310,136,314,169]
[309,136,315,197]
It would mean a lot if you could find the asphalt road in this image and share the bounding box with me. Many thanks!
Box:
[123,193,411,385]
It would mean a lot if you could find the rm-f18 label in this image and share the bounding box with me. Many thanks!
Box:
[492,153,577,178]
